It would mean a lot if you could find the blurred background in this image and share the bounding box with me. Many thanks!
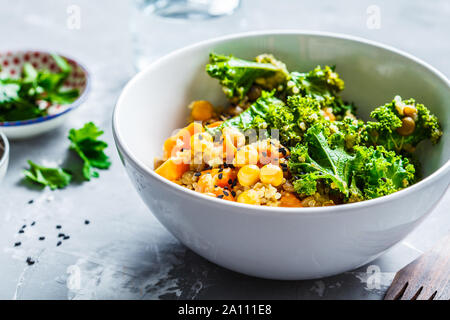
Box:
[0,0,449,299]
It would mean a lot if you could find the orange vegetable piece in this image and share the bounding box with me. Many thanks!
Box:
[207,121,223,128]
[279,192,303,207]
[155,157,189,181]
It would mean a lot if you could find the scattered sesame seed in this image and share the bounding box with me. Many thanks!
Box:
[56,225,62,229]
[84,220,90,225]
[218,173,223,179]
[26,257,35,265]
[28,200,34,204]
[63,236,70,240]
[18,230,24,234]
[22,225,26,229]
[58,233,65,238]
[194,172,201,177]
[31,221,36,226]
[231,191,236,197]
[228,179,233,184]
[217,195,224,199]
[14,242,21,247]
[57,241,62,247]
[223,191,229,196]
[39,237,45,241]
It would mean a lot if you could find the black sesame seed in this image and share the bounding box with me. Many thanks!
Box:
[223,191,229,196]
[39,237,45,241]
[63,236,70,240]
[28,200,34,204]
[18,230,24,234]
[217,195,224,199]
[218,168,223,173]
[228,179,233,184]
[218,173,223,179]
[194,172,201,177]
[231,191,236,197]
[14,242,21,247]
[56,225,62,229]
[26,257,35,266]
[57,241,62,247]
[22,224,26,229]
[58,233,65,238]
[31,221,36,226]
[84,220,90,225]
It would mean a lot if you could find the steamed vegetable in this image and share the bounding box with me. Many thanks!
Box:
[363,96,442,153]
[288,124,355,197]
[351,145,416,200]
[0,54,79,122]
[206,53,289,103]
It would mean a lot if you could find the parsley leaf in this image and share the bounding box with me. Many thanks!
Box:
[68,122,111,180]
[23,160,72,190]
[0,54,80,122]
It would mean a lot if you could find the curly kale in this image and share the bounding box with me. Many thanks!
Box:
[364,96,442,153]
[351,145,416,200]
[206,53,289,103]
[288,124,355,197]
[285,65,355,118]
[206,91,326,147]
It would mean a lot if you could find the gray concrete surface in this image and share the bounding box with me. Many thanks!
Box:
[0,0,448,299]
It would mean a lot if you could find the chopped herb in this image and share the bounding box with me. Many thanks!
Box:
[68,122,111,180]
[23,160,72,190]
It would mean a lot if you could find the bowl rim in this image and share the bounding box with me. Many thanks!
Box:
[0,50,91,127]
[0,130,9,169]
[113,30,450,215]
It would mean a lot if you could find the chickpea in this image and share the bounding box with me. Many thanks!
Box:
[190,100,214,121]
[397,117,416,136]
[237,165,260,187]
[259,164,284,186]
[237,190,261,205]
[403,105,417,117]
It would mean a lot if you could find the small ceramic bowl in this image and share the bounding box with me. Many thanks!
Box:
[0,130,9,183]
[0,50,90,139]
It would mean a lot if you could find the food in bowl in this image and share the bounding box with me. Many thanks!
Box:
[0,54,80,122]
[154,53,443,207]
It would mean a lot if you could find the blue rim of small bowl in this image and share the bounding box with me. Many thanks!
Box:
[0,130,9,169]
[0,50,91,127]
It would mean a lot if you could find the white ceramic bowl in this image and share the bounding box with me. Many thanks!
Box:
[113,31,450,280]
[0,131,9,183]
[0,50,90,140]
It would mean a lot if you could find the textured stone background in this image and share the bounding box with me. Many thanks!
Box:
[0,0,448,299]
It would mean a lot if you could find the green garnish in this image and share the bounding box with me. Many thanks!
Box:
[0,54,80,122]
[23,160,72,190]
[69,122,111,180]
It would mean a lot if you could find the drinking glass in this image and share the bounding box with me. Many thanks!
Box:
[131,0,243,71]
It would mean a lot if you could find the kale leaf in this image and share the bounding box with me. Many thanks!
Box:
[206,53,289,103]
[364,96,442,153]
[288,124,355,196]
[351,145,416,200]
